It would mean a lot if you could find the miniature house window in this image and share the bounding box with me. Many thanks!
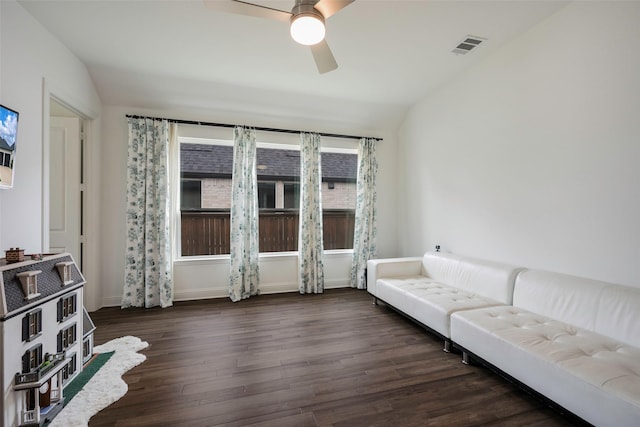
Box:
[17,270,42,300]
[83,338,91,362]
[82,307,96,365]
[62,353,77,384]
[57,293,77,322]
[22,344,43,373]
[25,389,37,413]
[55,261,74,286]
[57,323,77,352]
[22,309,43,342]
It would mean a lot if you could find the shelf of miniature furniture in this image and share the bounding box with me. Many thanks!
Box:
[14,352,67,390]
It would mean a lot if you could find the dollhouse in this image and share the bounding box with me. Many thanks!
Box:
[1,252,94,427]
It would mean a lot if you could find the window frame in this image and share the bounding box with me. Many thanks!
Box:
[283,181,300,209]
[176,131,358,259]
[57,322,77,352]
[22,344,43,373]
[257,181,277,209]
[22,309,42,342]
[180,178,202,210]
[83,339,92,360]
[57,292,78,322]
[62,352,77,384]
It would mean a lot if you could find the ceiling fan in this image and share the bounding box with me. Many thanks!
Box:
[203,0,355,74]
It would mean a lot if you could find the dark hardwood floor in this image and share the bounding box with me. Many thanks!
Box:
[88,289,576,427]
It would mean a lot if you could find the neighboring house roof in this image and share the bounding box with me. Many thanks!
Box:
[181,144,357,182]
[0,136,13,152]
[1,254,85,319]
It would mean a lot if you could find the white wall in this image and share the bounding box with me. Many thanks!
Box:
[99,105,398,306]
[1,0,399,309]
[398,1,640,288]
[0,1,103,308]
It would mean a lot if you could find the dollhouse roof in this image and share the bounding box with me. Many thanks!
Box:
[0,253,85,319]
[83,307,96,338]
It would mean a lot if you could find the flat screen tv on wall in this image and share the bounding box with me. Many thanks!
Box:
[0,104,19,189]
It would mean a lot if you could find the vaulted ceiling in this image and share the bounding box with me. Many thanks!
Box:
[19,0,569,128]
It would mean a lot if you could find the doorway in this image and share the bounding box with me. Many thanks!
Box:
[49,99,84,270]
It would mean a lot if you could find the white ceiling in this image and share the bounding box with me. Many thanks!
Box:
[18,0,569,128]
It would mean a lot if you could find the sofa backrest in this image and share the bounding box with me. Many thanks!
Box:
[595,284,640,348]
[420,252,464,287]
[421,252,521,304]
[513,269,610,331]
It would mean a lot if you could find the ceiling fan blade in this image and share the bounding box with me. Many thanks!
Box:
[310,39,338,74]
[203,0,291,22]
[314,0,355,19]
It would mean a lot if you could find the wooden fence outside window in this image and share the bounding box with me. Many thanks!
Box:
[181,209,355,256]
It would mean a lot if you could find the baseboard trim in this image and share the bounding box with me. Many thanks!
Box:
[101,280,349,307]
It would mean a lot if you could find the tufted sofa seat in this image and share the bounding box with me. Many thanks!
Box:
[367,252,522,350]
[451,269,640,426]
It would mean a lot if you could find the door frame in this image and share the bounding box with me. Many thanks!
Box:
[42,78,100,310]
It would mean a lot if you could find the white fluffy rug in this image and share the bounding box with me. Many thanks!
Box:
[50,336,149,427]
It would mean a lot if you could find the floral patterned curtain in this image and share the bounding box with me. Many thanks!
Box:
[229,126,260,302]
[350,138,378,289]
[122,117,174,308]
[298,132,324,294]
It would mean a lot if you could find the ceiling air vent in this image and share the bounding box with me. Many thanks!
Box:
[452,35,486,55]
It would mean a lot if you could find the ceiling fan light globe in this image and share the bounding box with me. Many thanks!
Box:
[290,15,325,46]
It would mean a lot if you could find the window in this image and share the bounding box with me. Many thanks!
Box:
[22,310,42,342]
[55,261,75,285]
[29,314,40,337]
[179,137,357,256]
[83,339,92,361]
[57,293,77,322]
[257,182,276,208]
[25,389,37,413]
[1,151,11,167]
[17,270,42,299]
[181,179,202,210]
[22,344,43,373]
[283,182,299,209]
[62,353,77,384]
[57,323,77,352]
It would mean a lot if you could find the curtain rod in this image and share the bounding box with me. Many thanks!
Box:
[125,114,382,142]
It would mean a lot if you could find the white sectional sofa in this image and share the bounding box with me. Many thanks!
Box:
[367,251,640,426]
[451,269,640,427]
[367,251,522,351]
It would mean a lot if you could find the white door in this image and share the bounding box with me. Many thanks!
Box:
[49,116,82,265]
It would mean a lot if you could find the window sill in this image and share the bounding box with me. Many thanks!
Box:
[175,249,353,264]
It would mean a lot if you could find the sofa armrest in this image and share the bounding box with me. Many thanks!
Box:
[367,257,423,296]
